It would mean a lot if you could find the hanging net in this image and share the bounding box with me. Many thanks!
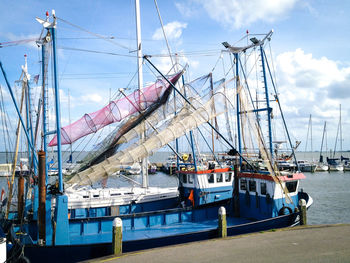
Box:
[48,71,183,147]
[68,91,228,186]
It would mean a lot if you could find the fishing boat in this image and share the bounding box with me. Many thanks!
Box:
[0,9,312,263]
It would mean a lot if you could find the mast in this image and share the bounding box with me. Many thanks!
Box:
[41,33,49,183]
[23,55,35,172]
[333,104,342,158]
[42,10,64,192]
[235,53,242,167]
[319,121,326,163]
[135,0,148,188]
[310,114,313,153]
[340,104,342,155]
[259,45,273,159]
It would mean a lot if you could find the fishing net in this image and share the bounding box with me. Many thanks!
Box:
[68,92,228,186]
[48,72,183,146]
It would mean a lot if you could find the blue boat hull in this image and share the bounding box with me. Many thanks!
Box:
[22,212,298,263]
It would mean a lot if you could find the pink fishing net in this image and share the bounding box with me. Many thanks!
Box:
[48,72,182,146]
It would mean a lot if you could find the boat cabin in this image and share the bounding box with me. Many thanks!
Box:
[238,172,306,219]
[178,167,306,220]
[178,167,234,206]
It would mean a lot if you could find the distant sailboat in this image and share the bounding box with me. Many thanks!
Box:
[316,121,329,171]
[327,105,344,171]
[298,114,317,172]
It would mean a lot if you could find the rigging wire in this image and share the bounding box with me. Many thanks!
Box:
[58,46,136,58]
[56,16,132,52]
[153,0,175,71]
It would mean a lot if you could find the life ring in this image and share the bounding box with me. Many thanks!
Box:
[278,206,293,216]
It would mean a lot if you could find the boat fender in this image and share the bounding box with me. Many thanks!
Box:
[278,206,293,216]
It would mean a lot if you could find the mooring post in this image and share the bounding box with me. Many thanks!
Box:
[112,217,123,256]
[299,199,307,225]
[218,206,227,238]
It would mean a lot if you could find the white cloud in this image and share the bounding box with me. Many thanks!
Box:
[178,0,298,29]
[81,93,103,103]
[175,2,199,18]
[273,48,350,147]
[152,21,187,41]
[276,48,350,101]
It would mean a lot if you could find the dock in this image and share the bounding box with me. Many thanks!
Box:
[84,224,350,263]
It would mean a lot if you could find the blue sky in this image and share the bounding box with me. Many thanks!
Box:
[0,0,349,153]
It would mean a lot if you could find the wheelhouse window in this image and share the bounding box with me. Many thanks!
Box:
[225,173,232,182]
[208,174,214,184]
[188,174,194,184]
[286,181,298,193]
[260,182,267,195]
[240,179,247,190]
[216,173,223,183]
[249,180,256,192]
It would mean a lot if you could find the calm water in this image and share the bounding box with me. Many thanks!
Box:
[1,151,350,225]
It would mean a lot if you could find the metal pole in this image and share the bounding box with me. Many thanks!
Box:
[50,25,63,192]
[41,43,49,183]
[38,150,46,242]
[259,45,273,159]
[135,0,148,188]
[27,81,37,174]
[25,81,34,172]
[235,53,242,167]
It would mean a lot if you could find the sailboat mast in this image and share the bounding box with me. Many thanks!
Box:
[340,104,342,155]
[310,114,313,153]
[319,121,326,162]
[135,0,148,188]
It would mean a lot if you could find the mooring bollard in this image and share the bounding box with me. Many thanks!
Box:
[112,217,122,256]
[218,206,227,238]
[299,199,307,225]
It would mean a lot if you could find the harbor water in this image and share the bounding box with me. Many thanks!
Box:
[0,151,349,225]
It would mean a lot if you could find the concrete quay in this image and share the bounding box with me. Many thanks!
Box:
[84,224,350,263]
